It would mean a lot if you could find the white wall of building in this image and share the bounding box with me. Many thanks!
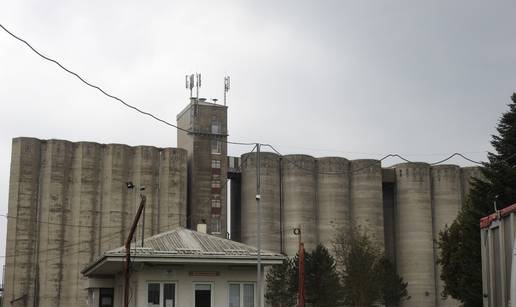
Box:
[88,264,266,307]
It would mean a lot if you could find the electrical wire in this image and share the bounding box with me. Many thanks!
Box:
[0,23,488,165]
[429,153,482,165]
[262,144,413,174]
[262,144,484,175]
[0,23,254,147]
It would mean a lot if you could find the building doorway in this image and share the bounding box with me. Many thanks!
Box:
[194,284,212,307]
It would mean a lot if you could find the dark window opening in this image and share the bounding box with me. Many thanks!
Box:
[99,288,114,307]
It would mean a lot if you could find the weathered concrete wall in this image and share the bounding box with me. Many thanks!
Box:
[431,165,462,307]
[461,166,484,198]
[240,152,282,253]
[394,162,436,307]
[317,157,350,249]
[4,137,187,307]
[282,155,317,256]
[4,137,40,307]
[350,159,385,248]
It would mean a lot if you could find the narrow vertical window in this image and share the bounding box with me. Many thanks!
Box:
[211,140,221,154]
[211,215,221,234]
[229,284,240,307]
[211,116,221,134]
[148,283,160,307]
[164,283,176,307]
[211,121,220,134]
[243,284,254,307]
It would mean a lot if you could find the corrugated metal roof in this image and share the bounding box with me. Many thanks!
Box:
[105,227,283,258]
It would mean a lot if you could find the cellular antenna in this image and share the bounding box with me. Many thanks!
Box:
[196,73,201,99]
[224,76,230,106]
[185,73,202,99]
[186,74,195,98]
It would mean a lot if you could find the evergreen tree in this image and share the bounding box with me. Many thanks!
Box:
[378,256,409,306]
[265,259,297,307]
[437,93,516,307]
[265,246,344,307]
[334,226,409,307]
[335,227,380,307]
[304,245,344,307]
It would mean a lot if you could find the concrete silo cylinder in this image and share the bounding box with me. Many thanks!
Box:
[282,154,317,256]
[240,152,282,253]
[316,157,350,249]
[394,162,436,307]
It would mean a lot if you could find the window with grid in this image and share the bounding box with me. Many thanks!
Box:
[211,140,221,154]
[211,215,221,234]
[147,282,176,307]
[229,283,255,307]
[211,199,221,208]
[211,118,221,134]
[211,159,221,168]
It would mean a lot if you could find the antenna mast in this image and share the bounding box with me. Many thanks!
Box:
[196,73,201,99]
[224,76,230,106]
[185,73,201,99]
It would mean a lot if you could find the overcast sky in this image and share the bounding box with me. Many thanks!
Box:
[1,0,515,271]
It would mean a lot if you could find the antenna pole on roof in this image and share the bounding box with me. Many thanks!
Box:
[196,73,201,99]
[186,74,195,98]
[224,76,230,106]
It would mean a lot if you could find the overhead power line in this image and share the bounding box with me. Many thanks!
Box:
[0,23,488,167]
[429,153,482,165]
[0,23,254,146]
[261,144,483,175]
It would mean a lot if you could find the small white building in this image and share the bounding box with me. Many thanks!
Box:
[81,228,284,307]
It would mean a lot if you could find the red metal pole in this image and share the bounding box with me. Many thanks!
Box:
[298,242,305,307]
[124,194,146,307]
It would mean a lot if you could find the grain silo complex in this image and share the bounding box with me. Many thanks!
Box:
[3,97,483,307]
[4,138,187,306]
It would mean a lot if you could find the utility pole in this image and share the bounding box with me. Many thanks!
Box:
[124,193,146,307]
[256,143,262,307]
[294,227,305,307]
